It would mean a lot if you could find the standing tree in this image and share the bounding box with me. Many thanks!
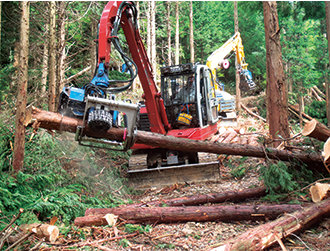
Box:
[189,1,194,63]
[167,1,172,66]
[41,28,48,97]
[150,0,157,82]
[263,1,290,145]
[147,1,151,59]
[12,1,30,172]
[234,1,241,115]
[175,1,180,65]
[48,1,56,112]
[56,1,67,109]
[326,2,330,127]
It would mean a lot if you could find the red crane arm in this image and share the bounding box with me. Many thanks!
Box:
[97,1,169,134]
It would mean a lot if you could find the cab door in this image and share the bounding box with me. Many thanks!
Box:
[196,66,219,127]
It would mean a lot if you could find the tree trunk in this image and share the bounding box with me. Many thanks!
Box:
[326,2,330,127]
[234,1,241,115]
[41,29,48,97]
[12,1,30,173]
[263,2,289,146]
[311,86,325,101]
[90,19,97,76]
[175,1,179,65]
[241,104,266,122]
[85,186,267,215]
[147,1,151,59]
[213,199,330,251]
[189,1,194,63]
[56,1,66,111]
[75,204,305,226]
[48,1,56,112]
[298,93,304,127]
[167,1,172,66]
[27,108,324,168]
[150,0,156,83]
[301,119,330,142]
[0,2,2,51]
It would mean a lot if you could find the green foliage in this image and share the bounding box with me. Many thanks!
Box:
[226,157,250,179]
[118,239,130,248]
[124,224,152,234]
[305,101,328,125]
[0,115,130,228]
[259,161,315,199]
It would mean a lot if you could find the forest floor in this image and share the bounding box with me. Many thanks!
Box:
[47,112,329,251]
[53,167,329,250]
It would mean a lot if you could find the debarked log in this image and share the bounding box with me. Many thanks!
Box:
[85,186,267,215]
[212,199,330,251]
[28,108,324,168]
[74,204,305,226]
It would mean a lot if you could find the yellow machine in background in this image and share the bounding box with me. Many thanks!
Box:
[206,32,256,116]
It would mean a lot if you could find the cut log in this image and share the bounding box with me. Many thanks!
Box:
[325,137,330,167]
[20,223,59,243]
[289,104,313,121]
[75,204,305,226]
[302,119,330,142]
[212,199,330,251]
[241,103,266,122]
[310,183,330,202]
[221,131,237,144]
[85,186,267,215]
[27,107,324,168]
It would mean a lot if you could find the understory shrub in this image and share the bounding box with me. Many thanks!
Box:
[0,114,130,228]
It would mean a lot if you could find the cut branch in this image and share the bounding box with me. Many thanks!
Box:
[75,204,305,226]
[65,65,91,84]
[27,107,324,169]
[212,199,330,251]
[85,186,267,215]
[302,119,330,142]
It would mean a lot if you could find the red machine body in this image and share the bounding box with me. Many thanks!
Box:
[97,1,220,150]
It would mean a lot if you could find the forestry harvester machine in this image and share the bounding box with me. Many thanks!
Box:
[58,1,256,176]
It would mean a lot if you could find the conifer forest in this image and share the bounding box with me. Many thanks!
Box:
[0,1,330,250]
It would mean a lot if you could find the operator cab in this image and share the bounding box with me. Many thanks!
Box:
[161,63,218,129]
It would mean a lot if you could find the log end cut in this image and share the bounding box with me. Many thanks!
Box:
[310,183,330,203]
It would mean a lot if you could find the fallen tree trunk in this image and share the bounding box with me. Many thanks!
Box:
[27,107,324,167]
[302,119,330,142]
[75,204,305,226]
[85,186,267,215]
[212,199,330,251]
[241,103,266,122]
[311,86,324,101]
[289,104,313,121]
